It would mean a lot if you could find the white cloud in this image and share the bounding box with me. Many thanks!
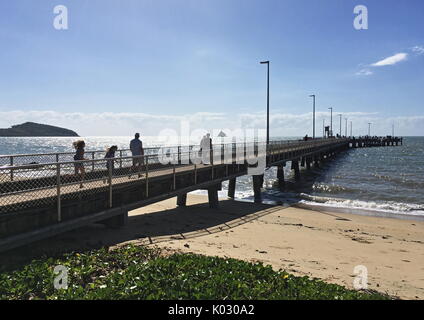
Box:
[371,53,408,67]
[0,110,422,137]
[355,68,373,76]
[412,45,424,55]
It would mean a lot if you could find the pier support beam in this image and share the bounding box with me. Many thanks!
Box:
[177,193,187,207]
[306,157,311,170]
[291,159,301,181]
[207,184,221,209]
[228,178,236,199]
[253,175,264,203]
[314,155,320,168]
[277,165,285,191]
[100,210,128,229]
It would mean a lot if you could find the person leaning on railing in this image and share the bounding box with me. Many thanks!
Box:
[73,140,86,189]
[103,145,118,183]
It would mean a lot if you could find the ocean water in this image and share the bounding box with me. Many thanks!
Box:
[1,136,423,220]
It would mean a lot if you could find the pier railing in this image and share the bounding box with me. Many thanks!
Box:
[0,138,347,217]
[0,140,302,173]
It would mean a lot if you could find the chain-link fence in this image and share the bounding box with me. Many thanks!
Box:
[0,138,350,217]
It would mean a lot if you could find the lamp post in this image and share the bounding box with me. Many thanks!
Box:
[260,61,270,145]
[309,95,316,139]
[328,107,333,137]
[368,123,372,136]
[323,119,325,138]
[345,118,348,137]
[350,121,353,137]
[338,114,342,137]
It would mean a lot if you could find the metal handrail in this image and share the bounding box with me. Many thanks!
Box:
[0,138,353,222]
[0,137,324,161]
[0,138,346,174]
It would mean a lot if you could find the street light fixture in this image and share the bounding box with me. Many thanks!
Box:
[309,95,316,139]
[328,107,333,137]
[338,114,342,137]
[260,61,270,145]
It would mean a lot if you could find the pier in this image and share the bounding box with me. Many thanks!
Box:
[0,136,402,252]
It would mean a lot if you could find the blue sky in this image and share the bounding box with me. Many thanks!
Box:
[0,0,423,136]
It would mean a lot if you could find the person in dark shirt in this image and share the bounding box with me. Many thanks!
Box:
[105,145,118,170]
[129,133,144,178]
[73,140,86,188]
[103,145,118,183]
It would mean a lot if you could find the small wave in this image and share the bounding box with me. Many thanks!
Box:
[311,183,359,194]
[298,194,424,216]
[371,174,424,189]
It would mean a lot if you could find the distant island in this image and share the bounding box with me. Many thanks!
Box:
[0,122,79,137]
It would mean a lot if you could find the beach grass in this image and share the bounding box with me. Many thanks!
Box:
[0,244,390,300]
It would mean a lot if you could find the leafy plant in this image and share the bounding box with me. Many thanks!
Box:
[0,245,390,300]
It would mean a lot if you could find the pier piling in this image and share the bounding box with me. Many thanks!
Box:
[292,159,301,181]
[253,175,264,203]
[277,165,285,190]
[207,184,221,209]
[177,193,187,207]
[228,178,236,199]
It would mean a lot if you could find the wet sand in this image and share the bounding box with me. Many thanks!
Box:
[2,194,424,300]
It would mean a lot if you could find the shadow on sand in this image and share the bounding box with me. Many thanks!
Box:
[0,198,281,270]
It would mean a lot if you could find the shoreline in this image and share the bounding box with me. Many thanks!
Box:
[191,189,424,222]
[2,194,424,300]
[294,201,424,222]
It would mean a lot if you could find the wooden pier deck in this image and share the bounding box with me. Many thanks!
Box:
[0,136,402,252]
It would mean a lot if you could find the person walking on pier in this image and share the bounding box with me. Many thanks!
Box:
[73,140,86,188]
[129,133,144,178]
[200,133,212,165]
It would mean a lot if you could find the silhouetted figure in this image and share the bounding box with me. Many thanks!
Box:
[200,133,212,165]
[73,140,86,188]
[103,145,118,183]
[129,133,144,178]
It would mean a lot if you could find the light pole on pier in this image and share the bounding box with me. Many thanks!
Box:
[368,123,372,136]
[260,61,270,145]
[328,107,333,137]
[309,94,316,139]
[392,123,395,137]
[323,119,326,138]
[345,118,348,137]
[338,114,342,137]
[350,121,353,137]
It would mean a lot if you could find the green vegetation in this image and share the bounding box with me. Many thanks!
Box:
[0,245,389,300]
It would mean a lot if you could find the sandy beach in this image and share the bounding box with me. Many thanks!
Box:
[4,194,424,300]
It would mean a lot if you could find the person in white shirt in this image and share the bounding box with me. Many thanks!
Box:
[200,133,211,165]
